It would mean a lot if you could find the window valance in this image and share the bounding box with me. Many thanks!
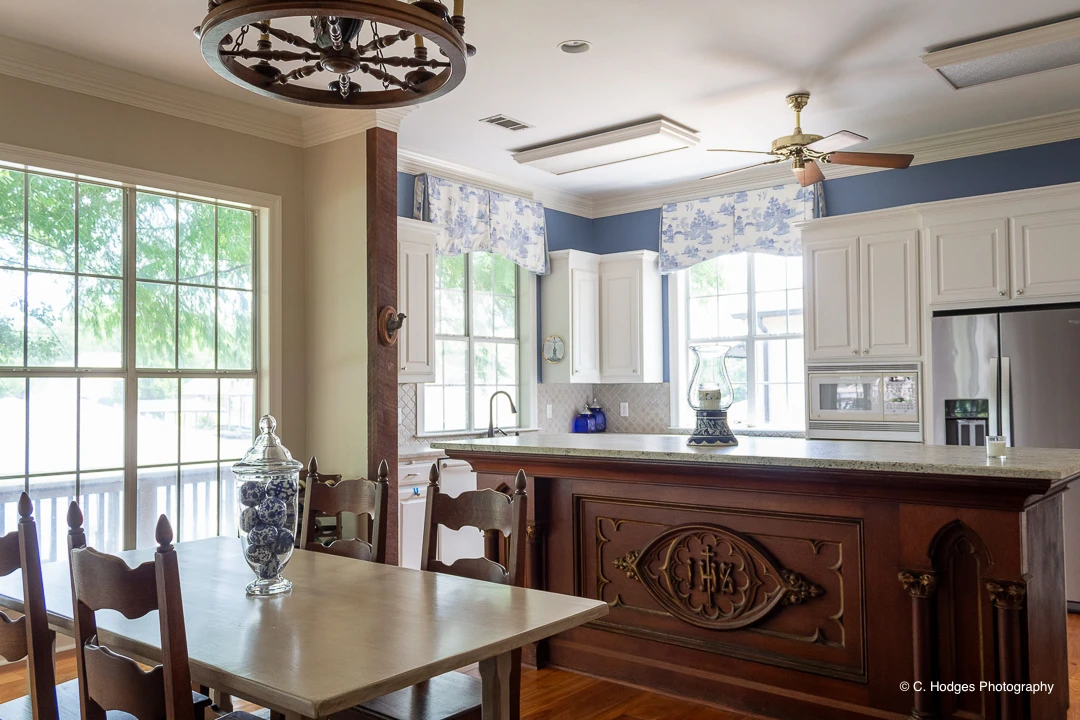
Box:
[659,183,819,274]
[413,174,549,275]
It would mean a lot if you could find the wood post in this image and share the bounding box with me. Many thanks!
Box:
[366,127,399,565]
[986,579,1026,720]
[898,570,937,720]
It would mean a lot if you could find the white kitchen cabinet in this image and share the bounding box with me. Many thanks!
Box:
[599,251,663,383]
[1010,209,1080,299]
[926,218,1009,304]
[397,218,439,383]
[805,231,920,361]
[542,250,601,383]
[436,459,484,565]
[805,237,860,360]
[860,230,920,358]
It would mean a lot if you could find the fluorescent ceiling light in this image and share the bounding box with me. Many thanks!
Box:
[512,119,699,175]
[922,16,1080,89]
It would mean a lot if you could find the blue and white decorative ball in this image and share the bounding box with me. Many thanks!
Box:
[257,555,281,579]
[239,507,259,533]
[273,528,294,556]
[245,544,272,565]
[240,481,265,507]
[256,497,287,528]
[265,477,297,501]
[248,523,278,547]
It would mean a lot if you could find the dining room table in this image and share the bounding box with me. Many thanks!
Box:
[0,535,608,720]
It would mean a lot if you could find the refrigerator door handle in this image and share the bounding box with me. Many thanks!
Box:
[1001,356,1013,446]
[989,356,999,442]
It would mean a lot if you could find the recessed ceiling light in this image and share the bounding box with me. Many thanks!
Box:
[558,40,591,54]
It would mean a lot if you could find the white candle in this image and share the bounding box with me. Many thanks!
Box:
[987,436,1007,459]
[698,385,721,411]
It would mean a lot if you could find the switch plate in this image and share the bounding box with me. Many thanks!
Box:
[620,402,629,417]
[546,404,552,419]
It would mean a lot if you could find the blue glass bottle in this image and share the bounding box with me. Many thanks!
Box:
[588,399,606,432]
[572,405,595,433]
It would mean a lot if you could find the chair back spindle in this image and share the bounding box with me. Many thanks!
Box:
[68,503,196,720]
[301,458,389,563]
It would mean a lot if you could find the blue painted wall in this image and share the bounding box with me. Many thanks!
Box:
[822,138,1080,215]
[397,172,415,218]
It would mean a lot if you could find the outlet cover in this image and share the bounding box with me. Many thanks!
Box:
[546,404,552,419]
[620,402,629,417]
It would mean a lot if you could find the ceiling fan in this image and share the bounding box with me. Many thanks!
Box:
[703,93,914,186]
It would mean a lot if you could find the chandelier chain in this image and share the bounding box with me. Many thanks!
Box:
[232,25,249,53]
[370,22,392,90]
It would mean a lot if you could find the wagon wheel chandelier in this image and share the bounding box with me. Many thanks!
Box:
[194,0,473,109]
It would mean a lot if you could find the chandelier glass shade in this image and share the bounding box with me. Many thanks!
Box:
[195,0,472,109]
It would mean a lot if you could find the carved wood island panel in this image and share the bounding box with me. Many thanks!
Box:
[442,442,1075,720]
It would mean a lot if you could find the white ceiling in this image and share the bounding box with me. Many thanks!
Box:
[3,0,1080,199]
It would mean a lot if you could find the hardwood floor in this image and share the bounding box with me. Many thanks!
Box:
[6,614,1080,720]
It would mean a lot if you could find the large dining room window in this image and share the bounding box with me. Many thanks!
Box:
[0,164,257,559]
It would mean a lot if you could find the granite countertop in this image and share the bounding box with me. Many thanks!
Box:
[431,433,1080,482]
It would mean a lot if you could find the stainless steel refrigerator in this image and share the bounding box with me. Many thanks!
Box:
[932,306,1080,609]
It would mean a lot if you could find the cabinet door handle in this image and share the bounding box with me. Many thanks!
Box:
[851,350,858,355]
[862,349,869,355]
[1016,289,1024,295]
[999,290,1007,296]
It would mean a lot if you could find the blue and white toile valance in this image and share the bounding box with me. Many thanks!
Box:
[659,183,819,274]
[414,174,549,274]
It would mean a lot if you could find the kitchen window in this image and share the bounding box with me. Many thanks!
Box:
[671,252,805,431]
[0,165,257,558]
[422,252,520,433]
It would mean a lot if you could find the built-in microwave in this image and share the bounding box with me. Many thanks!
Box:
[806,362,922,442]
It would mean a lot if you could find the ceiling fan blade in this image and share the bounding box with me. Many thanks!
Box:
[827,151,914,169]
[807,130,867,154]
[706,148,775,155]
[792,160,825,187]
[700,158,783,181]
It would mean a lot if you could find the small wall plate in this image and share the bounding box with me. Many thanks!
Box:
[543,335,565,364]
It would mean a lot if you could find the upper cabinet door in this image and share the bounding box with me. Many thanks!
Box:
[571,268,601,383]
[927,219,1009,304]
[397,219,438,383]
[860,230,920,358]
[600,265,641,381]
[1010,209,1080,300]
[805,237,860,361]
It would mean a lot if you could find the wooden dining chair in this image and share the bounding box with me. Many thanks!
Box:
[65,502,252,720]
[350,465,527,720]
[300,458,389,562]
[0,493,62,720]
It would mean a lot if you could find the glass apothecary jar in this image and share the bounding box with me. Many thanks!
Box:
[232,415,303,596]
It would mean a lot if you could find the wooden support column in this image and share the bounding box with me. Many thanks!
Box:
[367,126,399,565]
[986,579,1027,720]
[898,570,938,720]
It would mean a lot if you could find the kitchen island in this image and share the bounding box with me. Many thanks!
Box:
[431,434,1080,720]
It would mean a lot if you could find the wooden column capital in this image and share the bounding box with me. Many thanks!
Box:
[986,579,1026,611]
[898,570,937,599]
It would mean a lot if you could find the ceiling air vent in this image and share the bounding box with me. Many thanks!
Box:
[480,114,533,131]
[922,15,1080,89]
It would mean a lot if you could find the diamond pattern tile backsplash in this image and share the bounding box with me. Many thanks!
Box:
[536,383,595,434]
[592,383,672,433]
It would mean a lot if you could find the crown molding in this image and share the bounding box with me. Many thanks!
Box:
[300,107,414,147]
[0,34,306,147]
[398,148,596,217]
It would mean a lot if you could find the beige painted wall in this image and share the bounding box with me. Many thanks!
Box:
[302,135,369,476]
[0,73,310,456]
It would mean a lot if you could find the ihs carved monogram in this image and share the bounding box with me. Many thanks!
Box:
[613,523,824,631]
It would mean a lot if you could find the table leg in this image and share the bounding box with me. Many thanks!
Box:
[479,651,512,720]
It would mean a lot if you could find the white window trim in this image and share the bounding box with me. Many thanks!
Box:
[416,256,537,436]
[667,254,806,434]
[0,141,283,548]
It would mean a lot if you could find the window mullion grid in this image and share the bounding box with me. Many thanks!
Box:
[465,255,475,432]
[173,197,182,542]
[123,187,139,550]
[21,172,28,368]
[746,254,757,428]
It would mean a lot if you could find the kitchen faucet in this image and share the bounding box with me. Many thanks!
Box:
[487,390,518,438]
